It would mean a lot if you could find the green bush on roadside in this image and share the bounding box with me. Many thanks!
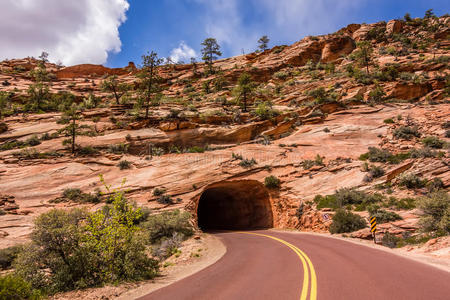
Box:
[329,209,367,234]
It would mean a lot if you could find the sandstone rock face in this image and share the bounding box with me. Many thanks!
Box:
[56,64,130,79]
[386,20,404,35]
[388,82,432,100]
[321,36,356,63]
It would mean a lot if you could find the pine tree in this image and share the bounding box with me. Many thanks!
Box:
[258,35,270,51]
[201,38,222,74]
[234,72,255,112]
[138,51,163,119]
[28,52,50,111]
[59,103,91,154]
[101,75,129,105]
[354,41,373,74]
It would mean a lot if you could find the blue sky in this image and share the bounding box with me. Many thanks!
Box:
[105,0,449,68]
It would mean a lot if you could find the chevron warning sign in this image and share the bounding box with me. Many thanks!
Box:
[370,217,377,233]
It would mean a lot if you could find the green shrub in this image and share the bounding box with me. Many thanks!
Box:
[422,136,445,149]
[264,176,281,189]
[107,143,129,154]
[445,130,450,138]
[314,188,384,210]
[369,165,385,178]
[239,158,257,168]
[426,178,444,193]
[25,135,41,146]
[417,191,449,234]
[0,274,42,299]
[153,188,166,196]
[273,71,288,80]
[398,172,427,189]
[383,118,394,124]
[118,160,132,170]
[15,189,159,293]
[253,102,279,120]
[152,233,183,260]
[385,196,416,210]
[381,232,400,248]
[0,245,22,270]
[143,210,194,244]
[329,209,367,234]
[57,188,101,203]
[157,194,178,205]
[77,146,99,155]
[369,208,402,224]
[409,147,439,158]
[359,147,410,164]
[393,126,421,140]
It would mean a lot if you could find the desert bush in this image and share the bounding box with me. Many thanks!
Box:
[15,188,159,293]
[383,118,394,124]
[107,143,129,154]
[118,160,132,170]
[152,232,184,260]
[143,210,194,244]
[0,245,22,270]
[314,188,383,210]
[25,135,41,146]
[368,85,385,102]
[239,158,257,168]
[385,196,416,210]
[253,101,279,120]
[417,191,449,234]
[426,178,444,193]
[397,172,427,189]
[77,146,99,156]
[446,130,450,138]
[273,71,288,80]
[409,147,439,158]
[329,209,367,234]
[359,147,410,164]
[153,188,166,196]
[422,136,445,149]
[56,188,101,204]
[369,208,402,224]
[393,126,421,140]
[381,232,400,248]
[0,274,42,299]
[264,176,281,189]
[157,194,179,205]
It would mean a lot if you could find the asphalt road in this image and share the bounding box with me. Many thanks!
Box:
[140,230,450,300]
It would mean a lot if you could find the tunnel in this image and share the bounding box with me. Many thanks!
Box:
[197,180,273,230]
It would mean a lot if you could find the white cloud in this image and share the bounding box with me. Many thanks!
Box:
[169,41,197,63]
[0,0,129,65]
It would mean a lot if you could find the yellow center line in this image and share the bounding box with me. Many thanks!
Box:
[237,232,317,300]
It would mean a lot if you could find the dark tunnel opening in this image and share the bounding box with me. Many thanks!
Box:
[197,180,273,230]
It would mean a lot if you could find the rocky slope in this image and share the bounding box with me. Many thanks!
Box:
[0,15,449,253]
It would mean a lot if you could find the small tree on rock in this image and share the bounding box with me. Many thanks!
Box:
[58,103,91,154]
[138,51,163,119]
[201,38,222,74]
[354,41,373,74]
[234,72,256,112]
[101,75,129,105]
[27,52,51,111]
[258,35,270,51]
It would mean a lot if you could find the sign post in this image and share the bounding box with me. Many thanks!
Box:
[370,217,377,243]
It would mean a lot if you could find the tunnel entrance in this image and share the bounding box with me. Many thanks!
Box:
[197,180,273,230]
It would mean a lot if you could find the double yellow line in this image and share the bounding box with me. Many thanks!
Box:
[238,232,317,300]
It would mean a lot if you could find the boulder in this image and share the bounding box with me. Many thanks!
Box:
[386,20,404,35]
[321,36,356,63]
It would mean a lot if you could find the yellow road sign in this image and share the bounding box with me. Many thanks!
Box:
[370,217,377,233]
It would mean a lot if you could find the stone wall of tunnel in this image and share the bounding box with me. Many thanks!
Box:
[194,180,273,230]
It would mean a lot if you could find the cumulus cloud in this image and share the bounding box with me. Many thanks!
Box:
[169,41,197,63]
[0,0,129,65]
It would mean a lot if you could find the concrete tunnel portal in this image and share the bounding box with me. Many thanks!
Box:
[196,180,273,230]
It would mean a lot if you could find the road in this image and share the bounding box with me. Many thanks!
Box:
[140,230,450,300]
